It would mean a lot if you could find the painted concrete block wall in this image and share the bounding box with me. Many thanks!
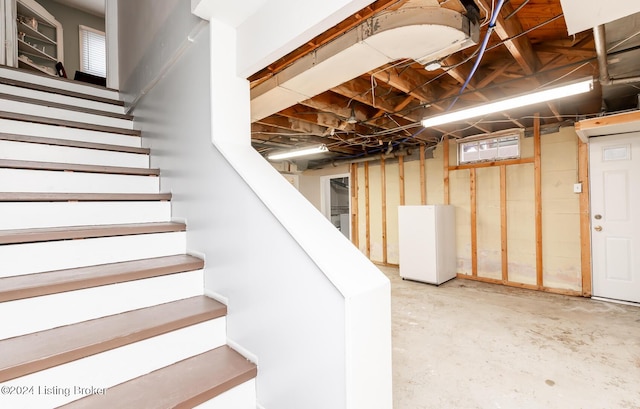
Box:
[426,146,445,205]
[368,164,384,262]
[450,168,472,274]
[506,163,537,285]
[404,160,422,205]
[324,127,583,292]
[385,162,400,264]
[541,127,582,290]
[476,166,501,280]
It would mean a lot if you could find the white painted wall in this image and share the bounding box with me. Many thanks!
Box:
[118,0,392,408]
[117,0,202,105]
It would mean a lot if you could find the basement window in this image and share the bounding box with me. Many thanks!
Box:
[79,25,106,78]
[458,131,521,164]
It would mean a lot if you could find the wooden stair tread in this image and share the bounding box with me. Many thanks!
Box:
[0,111,139,136]
[0,74,123,106]
[0,255,203,302]
[0,133,149,154]
[61,346,256,409]
[0,296,226,383]
[0,222,186,245]
[0,92,132,120]
[0,159,159,175]
[0,192,171,202]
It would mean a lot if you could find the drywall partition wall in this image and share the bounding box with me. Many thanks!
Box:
[204,17,392,409]
[117,0,202,106]
[122,5,392,406]
[36,0,104,77]
[352,128,584,294]
[173,1,390,408]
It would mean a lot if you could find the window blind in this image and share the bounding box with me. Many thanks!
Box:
[79,25,106,77]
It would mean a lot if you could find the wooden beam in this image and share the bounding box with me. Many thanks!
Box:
[381,157,388,264]
[500,165,508,282]
[478,0,540,76]
[332,78,418,119]
[534,114,543,288]
[365,161,371,258]
[578,140,592,297]
[470,168,478,277]
[351,163,360,249]
[420,147,427,204]
[398,155,405,206]
[256,115,328,135]
[450,157,534,170]
[443,137,450,205]
[456,274,582,297]
[371,64,437,103]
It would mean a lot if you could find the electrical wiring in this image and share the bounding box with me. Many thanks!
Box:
[446,0,506,111]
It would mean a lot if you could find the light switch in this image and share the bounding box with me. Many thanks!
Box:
[573,183,582,193]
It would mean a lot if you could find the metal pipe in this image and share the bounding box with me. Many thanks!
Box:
[593,24,640,86]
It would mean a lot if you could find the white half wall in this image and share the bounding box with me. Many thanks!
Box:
[121,0,392,407]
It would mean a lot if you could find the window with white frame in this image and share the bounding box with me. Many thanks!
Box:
[79,25,106,77]
[458,131,521,164]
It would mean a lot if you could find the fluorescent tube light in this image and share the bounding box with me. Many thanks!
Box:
[268,144,328,160]
[421,78,594,128]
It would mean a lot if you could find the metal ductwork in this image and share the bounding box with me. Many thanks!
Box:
[593,24,640,86]
[250,7,479,122]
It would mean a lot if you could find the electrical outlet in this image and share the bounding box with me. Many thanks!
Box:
[573,183,582,193]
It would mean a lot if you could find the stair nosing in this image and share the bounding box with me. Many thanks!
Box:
[0,192,172,202]
[0,92,132,120]
[0,296,226,383]
[0,111,139,136]
[0,222,186,245]
[0,72,123,106]
[59,346,256,409]
[0,133,149,154]
[0,159,159,176]
[0,255,204,302]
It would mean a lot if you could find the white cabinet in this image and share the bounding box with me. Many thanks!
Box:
[15,0,63,76]
[398,205,457,285]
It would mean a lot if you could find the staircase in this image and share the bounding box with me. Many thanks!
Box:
[0,67,257,408]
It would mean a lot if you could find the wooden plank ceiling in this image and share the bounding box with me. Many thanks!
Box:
[249,0,602,167]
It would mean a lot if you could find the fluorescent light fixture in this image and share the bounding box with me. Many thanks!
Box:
[421,77,594,128]
[268,144,328,160]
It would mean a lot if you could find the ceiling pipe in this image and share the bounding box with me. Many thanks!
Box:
[320,149,413,169]
[594,24,640,86]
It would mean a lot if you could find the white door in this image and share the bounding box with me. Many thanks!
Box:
[590,133,640,303]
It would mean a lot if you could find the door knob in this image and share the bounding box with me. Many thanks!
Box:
[594,214,602,220]
[594,225,602,232]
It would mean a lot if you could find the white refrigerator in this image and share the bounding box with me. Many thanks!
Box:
[398,205,457,285]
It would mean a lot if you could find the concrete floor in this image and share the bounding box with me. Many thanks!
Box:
[380,266,640,409]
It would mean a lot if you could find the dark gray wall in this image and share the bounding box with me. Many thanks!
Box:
[36,0,104,77]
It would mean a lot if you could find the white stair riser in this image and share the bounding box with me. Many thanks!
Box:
[0,201,171,230]
[0,66,119,100]
[0,99,134,130]
[0,169,159,193]
[0,232,186,277]
[0,118,140,147]
[0,270,205,339]
[0,140,149,168]
[194,380,257,409]
[0,319,225,409]
[0,83,125,115]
